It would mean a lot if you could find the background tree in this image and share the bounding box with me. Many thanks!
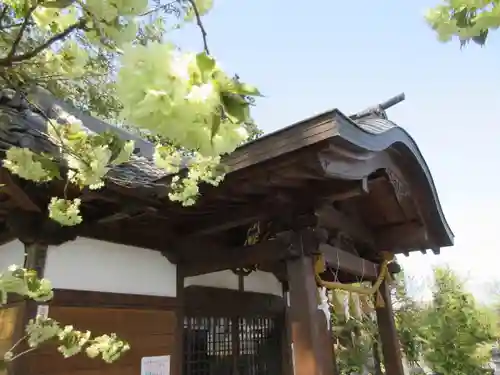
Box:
[392,271,427,369]
[422,267,498,375]
[328,267,499,375]
[330,290,378,375]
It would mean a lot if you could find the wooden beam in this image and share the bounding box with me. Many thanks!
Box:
[184,286,285,317]
[81,223,171,252]
[315,204,375,246]
[96,206,158,224]
[181,237,291,277]
[319,244,379,280]
[182,210,264,237]
[178,190,302,237]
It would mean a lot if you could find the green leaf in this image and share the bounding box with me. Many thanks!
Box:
[196,53,216,76]
[472,29,488,45]
[41,0,76,8]
[107,137,126,161]
[231,82,263,97]
[221,94,249,124]
[36,155,61,180]
[65,130,87,141]
[454,7,472,29]
[49,22,60,34]
[210,110,221,139]
[185,0,214,20]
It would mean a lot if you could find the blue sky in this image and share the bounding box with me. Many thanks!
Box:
[174,0,500,301]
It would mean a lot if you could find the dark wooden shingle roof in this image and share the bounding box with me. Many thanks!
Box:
[0,88,454,254]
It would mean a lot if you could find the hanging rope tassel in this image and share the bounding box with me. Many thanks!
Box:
[359,294,373,314]
[375,289,385,308]
[348,292,362,320]
[330,290,346,318]
[314,251,395,301]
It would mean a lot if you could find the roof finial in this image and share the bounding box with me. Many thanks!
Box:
[350,92,406,120]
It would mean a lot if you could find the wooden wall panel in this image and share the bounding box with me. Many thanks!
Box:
[24,306,176,375]
[0,305,21,375]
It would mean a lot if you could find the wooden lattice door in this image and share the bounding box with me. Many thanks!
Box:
[183,287,284,375]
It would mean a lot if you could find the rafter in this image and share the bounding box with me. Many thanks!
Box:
[0,169,40,212]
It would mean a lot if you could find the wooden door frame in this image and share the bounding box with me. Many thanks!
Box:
[183,286,287,375]
[184,286,284,317]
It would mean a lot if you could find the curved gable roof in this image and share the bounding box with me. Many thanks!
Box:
[336,111,454,249]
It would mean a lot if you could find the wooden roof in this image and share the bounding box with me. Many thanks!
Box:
[0,88,453,257]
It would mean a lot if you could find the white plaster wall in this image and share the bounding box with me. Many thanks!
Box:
[44,238,177,297]
[0,240,25,271]
[185,270,283,297]
[0,238,282,298]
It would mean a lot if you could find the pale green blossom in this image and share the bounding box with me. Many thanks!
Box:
[111,140,135,165]
[0,266,53,304]
[2,0,259,224]
[48,198,83,226]
[3,148,53,182]
[153,145,183,174]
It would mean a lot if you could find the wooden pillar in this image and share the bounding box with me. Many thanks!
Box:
[172,266,185,375]
[375,280,404,375]
[287,255,322,375]
[316,309,338,375]
[281,284,294,375]
[20,241,49,333]
[11,242,48,375]
[23,242,48,277]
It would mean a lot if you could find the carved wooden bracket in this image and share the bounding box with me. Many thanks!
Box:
[385,169,410,202]
[6,209,78,246]
[286,228,328,258]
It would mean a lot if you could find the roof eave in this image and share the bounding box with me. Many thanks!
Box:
[331,110,454,249]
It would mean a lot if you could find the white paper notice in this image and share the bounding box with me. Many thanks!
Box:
[141,355,170,375]
[36,305,49,319]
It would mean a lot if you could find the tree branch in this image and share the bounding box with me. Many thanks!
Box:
[140,1,180,17]
[187,0,210,54]
[0,19,86,67]
[6,5,38,63]
[0,21,31,32]
[0,5,9,27]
